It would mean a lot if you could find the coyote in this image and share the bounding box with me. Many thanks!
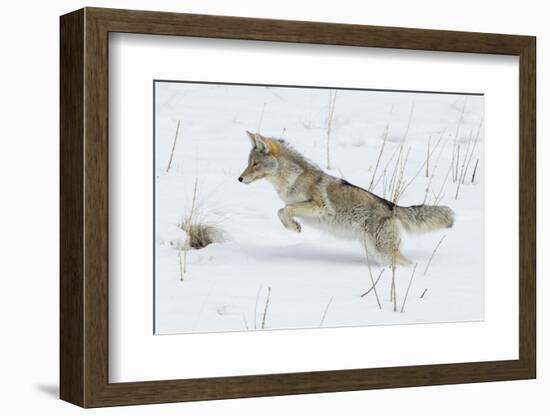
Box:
[238,131,454,265]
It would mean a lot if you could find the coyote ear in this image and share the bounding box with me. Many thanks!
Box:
[254,134,269,154]
[255,134,279,155]
[245,130,257,147]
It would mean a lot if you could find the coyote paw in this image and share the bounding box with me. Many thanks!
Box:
[278,209,301,233]
[288,220,301,233]
[282,219,301,233]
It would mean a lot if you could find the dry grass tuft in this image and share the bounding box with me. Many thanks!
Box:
[181,222,224,249]
[177,178,224,252]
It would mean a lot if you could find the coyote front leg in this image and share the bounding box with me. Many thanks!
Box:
[278,201,322,233]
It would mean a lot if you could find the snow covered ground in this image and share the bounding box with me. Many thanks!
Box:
[154,81,484,335]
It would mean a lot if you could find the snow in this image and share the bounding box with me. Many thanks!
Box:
[154,81,484,335]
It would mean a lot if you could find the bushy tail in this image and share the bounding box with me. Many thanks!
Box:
[395,204,454,234]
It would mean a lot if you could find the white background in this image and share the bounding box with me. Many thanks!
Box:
[110,35,516,382]
[0,0,546,414]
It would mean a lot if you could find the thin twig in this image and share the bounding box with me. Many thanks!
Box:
[451,146,456,183]
[257,102,267,132]
[363,245,382,309]
[434,163,453,205]
[423,140,446,204]
[388,145,404,203]
[319,296,334,326]
[382,170,388,199]
[463,120,482,184]
[471,159,479,183]
[391,265,397,312]
[368,123,389,191]
[420,288,428,299]
[337,168,347,180]
[453,143,460,182]
[361,269,385,297]
[403,101,415,140]
[386,101,414,201]
[390,250,397,312]
[183,178,199,274]
[178,251,184,282]
[392,146,411,203]
[400,135,444,197]
[261,287,271,329]
[461,130,474,178]
[326,90,337,169]
[455,131,473,199]
[372,143,401,191]
[253,286,262,329]
[426,135,431,177]
[166,119,181,173]
[451,97,468,182]
[424,235,446,276]
[400,263,418,313]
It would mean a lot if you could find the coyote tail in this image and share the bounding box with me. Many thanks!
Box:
[395,204,455,234]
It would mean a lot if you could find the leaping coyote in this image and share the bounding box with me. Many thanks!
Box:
[238,131,454,265]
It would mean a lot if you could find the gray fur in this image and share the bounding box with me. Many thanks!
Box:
[395,205,454,234]
[239,132,455,265]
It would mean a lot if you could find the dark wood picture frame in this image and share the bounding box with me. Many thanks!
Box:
[60,7,536,408]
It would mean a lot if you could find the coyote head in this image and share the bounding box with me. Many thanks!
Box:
[238,131,280,184]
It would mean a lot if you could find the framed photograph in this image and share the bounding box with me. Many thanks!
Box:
[60,7,536,407]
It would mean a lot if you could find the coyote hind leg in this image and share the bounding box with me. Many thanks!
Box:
[373,218,411,266]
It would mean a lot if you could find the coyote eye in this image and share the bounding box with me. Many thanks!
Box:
[252,162,259,167]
